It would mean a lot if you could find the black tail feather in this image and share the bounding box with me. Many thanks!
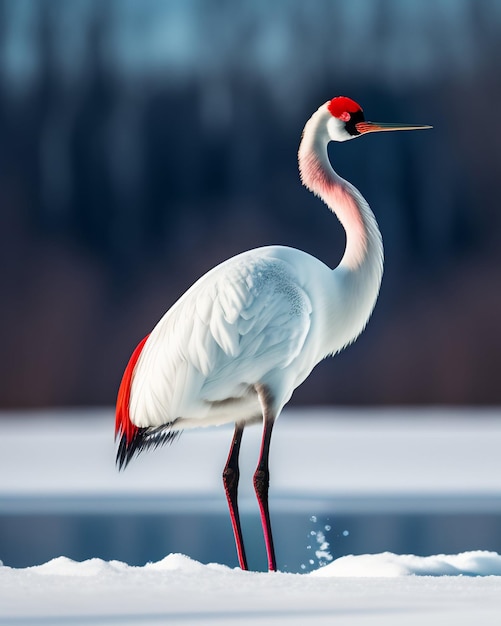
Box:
[116,425,181,470]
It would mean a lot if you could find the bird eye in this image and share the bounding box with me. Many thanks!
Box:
[339,111,351,122]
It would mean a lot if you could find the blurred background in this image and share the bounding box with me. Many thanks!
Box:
[1,0,500,409]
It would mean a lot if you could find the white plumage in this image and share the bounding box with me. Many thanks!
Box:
[116,96,430,571]
[131,250,314,429]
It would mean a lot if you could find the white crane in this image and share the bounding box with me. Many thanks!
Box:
[115,96,431,571]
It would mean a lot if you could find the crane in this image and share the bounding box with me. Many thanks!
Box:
[115,96,431,571]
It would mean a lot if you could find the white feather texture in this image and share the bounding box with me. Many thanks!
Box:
[129,100,384,431]
[130,250,316,428]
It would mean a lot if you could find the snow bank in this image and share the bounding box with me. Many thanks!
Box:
[1,552,501,626]
[25,553,229,577]
[311,550,501,577]
[4,550,499,579]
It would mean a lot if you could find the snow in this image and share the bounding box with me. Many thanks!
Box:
[1,408,501,624]
[1,552,501,625]
[311,550,501,577]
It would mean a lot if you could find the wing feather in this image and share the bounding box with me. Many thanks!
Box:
[129,253,312,427]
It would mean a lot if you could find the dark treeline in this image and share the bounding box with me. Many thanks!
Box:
[1,0,501,408]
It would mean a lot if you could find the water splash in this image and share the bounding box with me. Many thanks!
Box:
[300,515,337,571]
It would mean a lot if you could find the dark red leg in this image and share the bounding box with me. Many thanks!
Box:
[253,413,277,572]
[222,422,248,570]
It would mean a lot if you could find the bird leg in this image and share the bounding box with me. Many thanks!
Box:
[253,391,277,572]
[222,422,248,570]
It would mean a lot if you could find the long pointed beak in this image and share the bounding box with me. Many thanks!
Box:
[356,121,432,135]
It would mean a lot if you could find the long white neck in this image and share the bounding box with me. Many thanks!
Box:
[298,105,384,344]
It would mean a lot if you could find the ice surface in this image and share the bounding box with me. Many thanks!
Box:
[1,407,501,501]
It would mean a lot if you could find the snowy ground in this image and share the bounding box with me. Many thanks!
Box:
[1,407,501,624]
[1,552,501,625]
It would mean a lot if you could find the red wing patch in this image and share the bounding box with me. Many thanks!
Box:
[115,335,149,443]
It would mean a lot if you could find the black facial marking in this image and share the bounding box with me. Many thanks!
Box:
[345,109,365,136]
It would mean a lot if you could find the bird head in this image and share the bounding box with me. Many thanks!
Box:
[326,96,431,142]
